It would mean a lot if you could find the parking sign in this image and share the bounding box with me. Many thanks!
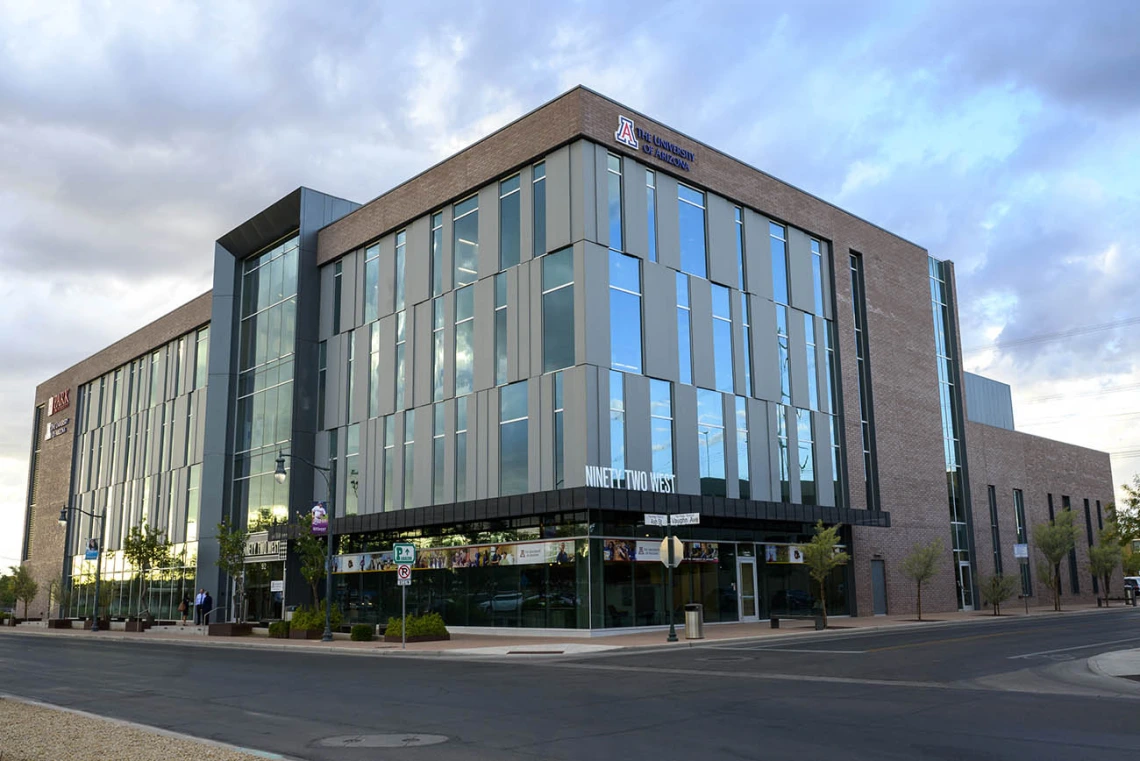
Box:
[394,543,416,565]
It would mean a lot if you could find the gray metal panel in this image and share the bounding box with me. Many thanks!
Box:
[170,395,188,470]
[526,377,542,493]
[377,232,395,319]
[518,164,534,264]
[442,292,456,400]
[528,259,543,378]
[546,145,572,251]
[339,250,357,335]
[170,468,187,543]
[751,295,779,402]
[744,210,773,300]
[319,264,334,340]
[537,373,554,491]
[351,248,365,330]
[473,277,495,392]
[820,240,834,321]
[964,372,1016,430]
[597,368,611,471]
[506,267,522,383]
[325,332,344,429]
[413,403,432,508]
[439,208,454,296]
[730,289,746,396]
[673,383,699,495]
[412,302,432,408]
[689,277,715,391]
[788,308,809,410]
[621,156,648,260]
[478,183,498,280]
[402,308,416,411]
[465,393,478,499]
[747,398,772,501]
[581,242,610,369]
[594,145,609,249]
[564,366,589,487]
[787,226,815,315]
[376,314,396,419]
[484,391,499,499]
[655,173,681,271]
[193,389,207,462]
[642,262,679,383]
[813,410,835,507]
[623,373,651,476]
[814,315,831,414]
[405,215,430,308]
[766,402,781,502]
[351,326,370,423]
[443,399,456,504]
[391,411,405,510]
[786,404,802,504]
[570,140,598,246]
[706,192,736,287]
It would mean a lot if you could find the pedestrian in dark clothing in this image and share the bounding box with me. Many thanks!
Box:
[178,594,191,626]
[194,588,205,625]
[201,592,213,626]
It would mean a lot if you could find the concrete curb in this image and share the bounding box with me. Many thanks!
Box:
[1088,648,1140,680]
[0,692,299,760]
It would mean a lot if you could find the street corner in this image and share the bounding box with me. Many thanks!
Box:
[1088,648,1140,683]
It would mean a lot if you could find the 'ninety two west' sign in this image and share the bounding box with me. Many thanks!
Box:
[584,466,676,493]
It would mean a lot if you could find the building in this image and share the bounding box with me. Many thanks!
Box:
[20,86,1116,630]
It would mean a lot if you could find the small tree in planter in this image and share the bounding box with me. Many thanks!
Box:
[289,603,342,639]
[801,521,849,629]
[1033,509,1078,612]
[9,565,38,620]
[48,575,72,623]
[900,539,943,621]
[122,522,173,624]
[980,574,1017,615]
[294,513,328,605]
[1087,524,1122,606]
[214,517,248,625]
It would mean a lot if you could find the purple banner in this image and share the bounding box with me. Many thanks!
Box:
[310,502,328,536]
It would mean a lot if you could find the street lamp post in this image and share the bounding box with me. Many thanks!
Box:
[274,451,335,643]
[58,505,106,632]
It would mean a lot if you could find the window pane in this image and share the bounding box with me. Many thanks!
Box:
[454,198,479,286]
[679,187,706,278]
[610,371,624,473]
[533,163,546,258]
[543,286,575,372]
[500,178,521,270]
[770,223,789,304]
[607,154,622,251]
[499,382,528,496]
[646,170,657,263]
[542,247,573,290]
[610,290,642,374]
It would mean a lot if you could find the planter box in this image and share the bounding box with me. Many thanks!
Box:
[383,633,450,643]
[289,628,324,640]
[83,619,111,630]
[208,623,253,637]
[47,619,71,629]
[124,620,147,632]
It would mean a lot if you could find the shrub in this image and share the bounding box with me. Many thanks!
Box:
[291,602,343,631]
[386,612,448,638]
[350,624,373,642]
[268,620,290,638]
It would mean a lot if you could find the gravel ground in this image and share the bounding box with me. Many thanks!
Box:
[0,698,271,761]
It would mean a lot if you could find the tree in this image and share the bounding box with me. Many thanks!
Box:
[0,572,14,611]
[121,522,173,619]
[801,521,849,629]
[1087,523,1122,605]
[1033,509,1078,612]
[1110,476,1140,576]
[294,512,328,604]
[900,539,943,621]
[215,517,248,623]
[48,575,72,619]
[980,574,1017,616]
[9,565,39,620]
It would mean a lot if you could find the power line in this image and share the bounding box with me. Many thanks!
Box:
[1018,410,1140,427]
[963,315,1140,356]
[1020,382,1140,405]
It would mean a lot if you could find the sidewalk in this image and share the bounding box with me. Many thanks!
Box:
[1089,648,1140,681]
[2,602,1130,657]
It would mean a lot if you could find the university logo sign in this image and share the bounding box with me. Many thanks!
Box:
[614,115,638,149]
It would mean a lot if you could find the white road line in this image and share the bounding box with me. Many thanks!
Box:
[1008,636,1140,659]
[715,646,866,654]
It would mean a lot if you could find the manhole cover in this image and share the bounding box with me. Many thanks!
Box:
[317,734,449,748]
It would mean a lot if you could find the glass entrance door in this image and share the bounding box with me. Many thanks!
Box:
[957,561,974,611]
[738,557,758,621]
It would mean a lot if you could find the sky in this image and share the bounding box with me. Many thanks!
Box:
[1,0,1138,569]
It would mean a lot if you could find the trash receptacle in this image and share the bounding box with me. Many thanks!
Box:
[684,603,703,640]
[284,605,297,622]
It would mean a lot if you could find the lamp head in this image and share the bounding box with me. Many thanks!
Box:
[58,507,68,526]
[274,454,287,484]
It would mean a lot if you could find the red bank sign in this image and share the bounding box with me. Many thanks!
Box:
[48,389,71,416]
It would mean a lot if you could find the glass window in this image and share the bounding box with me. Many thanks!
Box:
[776,305,791,404]
[740,294,752,397]
[433,298,446,400]
[542,247,575,373]
[697,389,725,496]
[499,382,528,496]
[500,175,521,270]
[454,196,479,287]
[988,485,1002,575]
[455,285,474,396]
[770,222,789,305]
[609,251,642,374]
[403,410,415,509]
[369,324,380,418]
[650,379,673,476]
[712,284,733,393]
[345,423,360,516]
[830,415,841,503]
[678,184,707,278]
[494,274,508,386]
[823,322,837,412]
[456,397,468,502]
[332,261,343,334]
[610,371,625,473]
[430,214,443,298]
[735,207,745,290]
[607,153,623,252]
[532,162,546,258]
[395,311,406,409]
[433,404,446,505]
[777,404,790,502]
[318,340,327,429]
[811,238,824,315]
[194,327,209,390]
[646,170,657,263]
[364,243,379,323]
[1014,489,1031,595]
[395,230,407,311]
[677,273,692,385]
[344,333,354,421]
[805,314,819,410]
[797,408,815,506]
[553,372,565,488]
[186,463,200,542]
[383,416,395,511]
[736,397,750,500]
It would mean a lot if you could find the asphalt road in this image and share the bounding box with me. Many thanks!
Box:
[2,609,1140,761]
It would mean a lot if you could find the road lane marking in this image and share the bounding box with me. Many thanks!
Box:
[1008,636,1140,660]
[865,631,1017,652]
[716,646,867,654]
